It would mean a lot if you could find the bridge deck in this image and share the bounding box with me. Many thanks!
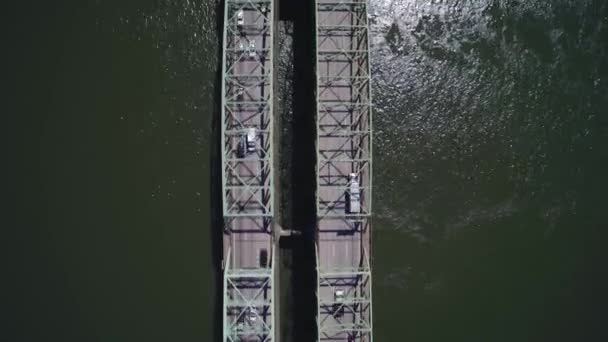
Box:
[315,0,373,341]
[221,0,275,341]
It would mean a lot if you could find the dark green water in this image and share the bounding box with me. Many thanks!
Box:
[372,0,608,340]
[7,0,220,340]
[5,0,608,341]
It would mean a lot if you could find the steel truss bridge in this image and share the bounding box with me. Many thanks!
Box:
[221,0,276,341]
[315,0,373,341]
[220,0,373,341]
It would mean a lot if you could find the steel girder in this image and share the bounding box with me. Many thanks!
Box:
[316,246,373,342]
[315,0,373,341]
[224,247,275,342]
[316,0,372,220]
[221,1,276,341]
[222,0,274,217]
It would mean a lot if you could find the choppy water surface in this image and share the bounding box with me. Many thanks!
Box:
[370,0,608,340]
[8,0,608,340]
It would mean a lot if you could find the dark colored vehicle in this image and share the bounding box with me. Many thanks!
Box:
[259,248,268,268]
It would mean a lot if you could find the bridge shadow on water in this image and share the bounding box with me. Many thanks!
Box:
[210,1,225,341]
[278,0,317,341]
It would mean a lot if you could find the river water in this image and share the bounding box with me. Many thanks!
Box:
[7,0,608,341]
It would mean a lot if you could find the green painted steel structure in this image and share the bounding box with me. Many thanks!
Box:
[221,0,276,341]
[221,0,274,218]
[223,246,275,342]
[220,0,373,340]
[314,0,374,341]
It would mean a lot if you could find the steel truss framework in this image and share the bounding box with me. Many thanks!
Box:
[222,0,274,217]
[315,0,373,341]
[316,0,372,219]
[316,246,373,341]
[221,0,276,341]
[224,247,275,342]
